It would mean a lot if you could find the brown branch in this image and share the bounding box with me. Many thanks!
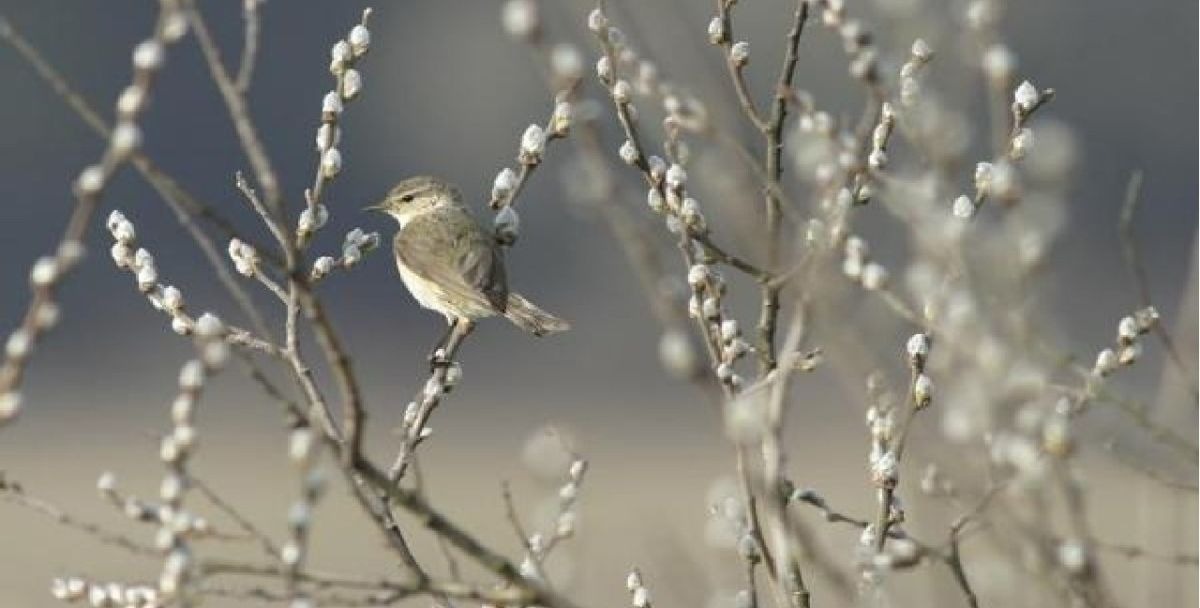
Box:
[191,476,281,560]
[235,0,262,93]
[410,458,463,582]
[1104,440,1198,493]
[871,370,919,552]
[342,470,430,581]
[299,289,367,462]
[388,319,475,481]
[0,476,158,557]
[0,5,185,406]
[590,15,821,606]
[1082,381,1199,461]
[489,117,568,211]
[1090,539,1198,566]
[183,0,283,218]
[792,487,983,608]
[759,0,808,323]
[500,481,546,580]
[1117,170,1198,400]
[353,459,582,608]
[715,0,768,131]
[0,12,279,270]
[200,557,547,605]
[298,8,373,249]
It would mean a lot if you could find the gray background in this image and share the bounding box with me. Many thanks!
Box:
[0,1,1195,606]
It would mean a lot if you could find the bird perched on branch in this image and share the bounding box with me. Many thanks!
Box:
[365,176,568,365]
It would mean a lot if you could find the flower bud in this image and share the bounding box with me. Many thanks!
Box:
[132,40,164,71]
[519,124,546,163]
[596,56,613,84]
[952,194,975,219]
[730,41,750,67]
[494,206,520,246]
[492,167,518,203]
[551,44,584,81]
[341,68,363,100]
[348,24,371,56]
[1014,80,1039,112]
[619,140,639,165]
[77,165,106,196]
[646,188,665,213]
[321,148,343,178]
[587,8,608,33]
[613,80,633,105]
[666,164,687,189]
[30,257,58,287]
[707,17,726,45]
[502,0,538,40]
[551,100,572,136]
[110,122,142,158]
[913,373,933,408]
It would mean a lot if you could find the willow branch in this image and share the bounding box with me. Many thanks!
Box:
[1117,170,1198,400]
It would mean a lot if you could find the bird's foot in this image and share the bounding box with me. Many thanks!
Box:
[427,347,452,372]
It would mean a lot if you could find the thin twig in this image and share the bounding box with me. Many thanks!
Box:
[501,481,547,580]
[411,457,463,581]
[756,0,808,375]
[183,0,282,217]
[0,7,184,402]
[1117,170,1198,400]
[353,459,582,608]
[388,320,475,481]
[0,477,158,557]
[1103,441,1198,493]
[235,0,262,93]
[191,475,281,560]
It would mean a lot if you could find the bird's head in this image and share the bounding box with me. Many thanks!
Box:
[364,175,461,227]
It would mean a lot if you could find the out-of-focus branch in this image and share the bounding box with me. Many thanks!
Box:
[1104,441,1198,493]
[0,14,279,269]
[354,459,584,608]
[1117,170,1198,400]
[0,476,159,558]
[183,0,282,218]
[235,0,262,93]
[711,0,808,373]
[192,476,281,560]
[200,557,552,605]
[0,4,187,421]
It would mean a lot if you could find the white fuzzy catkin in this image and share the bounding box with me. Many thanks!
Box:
[321,148,343,178]
[587,8,608,33]
[730,41,750,66]
[520,124,546,160]
[341,69,363,100]
[348,24,371,56]
[1014,80,1039,111]
[502,0,538,40]
[707,17,725,44]
[492,167,518,201]
[619,140,639,165]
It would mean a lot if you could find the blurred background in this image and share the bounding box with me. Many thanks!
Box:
[0,1,1195,606]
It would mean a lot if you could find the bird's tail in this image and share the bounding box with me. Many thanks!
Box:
[504,293,569,336]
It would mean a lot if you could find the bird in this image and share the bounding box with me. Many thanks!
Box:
[365,176,568,364]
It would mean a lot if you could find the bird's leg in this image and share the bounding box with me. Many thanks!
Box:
[442,318,476,361]
[426,319,456,369]
[428,318,475,370]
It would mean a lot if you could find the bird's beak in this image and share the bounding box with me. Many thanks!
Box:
[362,202,386,213]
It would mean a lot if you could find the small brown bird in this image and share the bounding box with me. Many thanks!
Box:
[365,176,568,362]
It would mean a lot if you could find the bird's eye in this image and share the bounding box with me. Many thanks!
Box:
[400,194,415,203]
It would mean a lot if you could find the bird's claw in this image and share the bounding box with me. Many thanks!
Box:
[427,348,452,372]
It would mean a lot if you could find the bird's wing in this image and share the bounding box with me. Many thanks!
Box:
[394,211,508,313]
